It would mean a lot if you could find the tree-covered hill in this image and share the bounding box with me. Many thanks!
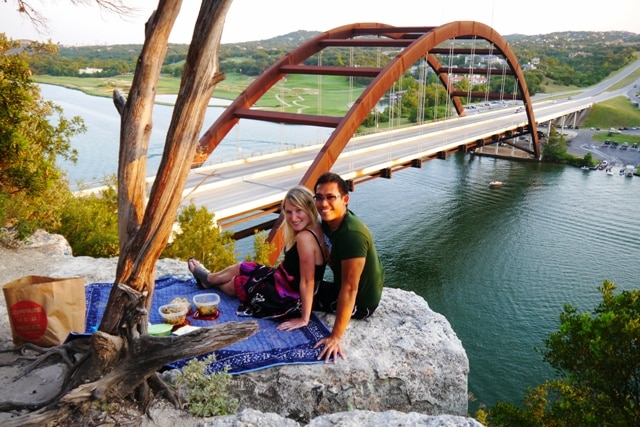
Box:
[506,31,640,86]
[23,29,640,92]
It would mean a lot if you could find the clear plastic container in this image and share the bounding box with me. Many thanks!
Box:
[158,303,188,325]
[193,293,221,317]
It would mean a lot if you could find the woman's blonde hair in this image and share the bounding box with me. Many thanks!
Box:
[281,185,320,248]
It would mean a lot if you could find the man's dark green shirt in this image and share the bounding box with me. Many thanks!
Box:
[322,210,385,308]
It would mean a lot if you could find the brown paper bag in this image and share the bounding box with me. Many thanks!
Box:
[2,275,86,347]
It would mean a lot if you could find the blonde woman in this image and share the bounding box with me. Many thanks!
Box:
[188,185,327,331]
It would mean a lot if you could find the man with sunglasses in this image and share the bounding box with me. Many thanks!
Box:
[312,172,385,363]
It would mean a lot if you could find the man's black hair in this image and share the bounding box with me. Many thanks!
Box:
[314,172,350,195]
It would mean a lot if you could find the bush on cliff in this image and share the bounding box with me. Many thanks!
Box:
[162,201,238,270]
[161,201,275,269]
[480,280,640,426]
[55,181,120,258]
[0,36,86,239]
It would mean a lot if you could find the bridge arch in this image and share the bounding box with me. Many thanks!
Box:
[194,21,539,257]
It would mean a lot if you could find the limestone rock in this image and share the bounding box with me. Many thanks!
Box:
[32,254,469,422]
[170,408,484,427]
[306,409,484,427]
[226,287,468,423]
[1,232,473,425]
[24,229,73,256]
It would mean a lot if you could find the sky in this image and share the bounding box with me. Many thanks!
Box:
[1,0,639,46]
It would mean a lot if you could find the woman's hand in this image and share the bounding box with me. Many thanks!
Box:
[277,317,309,331]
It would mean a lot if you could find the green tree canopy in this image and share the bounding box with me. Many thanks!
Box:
[0,34,86,236]
[483,281,640,426]
[0,35,84,194]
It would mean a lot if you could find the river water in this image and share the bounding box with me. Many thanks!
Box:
[42,84,332,186]
[40,84,640,413]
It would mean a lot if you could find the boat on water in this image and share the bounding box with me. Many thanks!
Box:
[606,168,614,176]
[489,181,503,188]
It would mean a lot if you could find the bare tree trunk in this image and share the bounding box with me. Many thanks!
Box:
[3,2,259,422]
[100,0,234,334]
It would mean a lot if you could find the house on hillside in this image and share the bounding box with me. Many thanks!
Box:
[78,67,103,75]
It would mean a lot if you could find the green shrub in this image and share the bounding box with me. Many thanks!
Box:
[55,183,119,257]
[542,126,597,168]
[163,202,277,269]
[0,36,85,240]
[174,354,238,417]
[162,201,238,271]
[0,179,73,239]
[484,281,640,426]
[245,230,276,266]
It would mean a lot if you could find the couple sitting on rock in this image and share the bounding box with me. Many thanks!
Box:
[188,172,385,363]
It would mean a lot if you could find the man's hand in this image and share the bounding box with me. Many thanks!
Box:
[277,318,308,331]
[314,335,345,363]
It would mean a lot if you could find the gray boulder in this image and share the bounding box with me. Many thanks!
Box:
[227,287,468,422]
[2,232,473,425]
[196,408,484,427]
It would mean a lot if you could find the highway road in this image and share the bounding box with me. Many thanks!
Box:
[178,59,640,232]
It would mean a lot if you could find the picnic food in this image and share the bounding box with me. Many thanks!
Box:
[158,303,188,325]
[193,293,220,316]
[170,297,189,308]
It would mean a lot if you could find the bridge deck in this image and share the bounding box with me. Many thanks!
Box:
[181,98,591,237]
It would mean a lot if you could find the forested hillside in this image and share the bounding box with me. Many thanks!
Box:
[24,30,640,91]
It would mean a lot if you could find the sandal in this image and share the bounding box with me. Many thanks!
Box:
[188,258,212,289]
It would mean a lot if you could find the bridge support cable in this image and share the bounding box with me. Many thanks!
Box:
[188,21,540,257]
[499,62,507,103]
[446,39,455,119]
[466,36,476,107]
[484,43,495,105]
[434,80,440,121]
[417,57,427,126]
[398,75,403,128]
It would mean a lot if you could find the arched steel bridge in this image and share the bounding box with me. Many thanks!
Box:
[193,21,540,258]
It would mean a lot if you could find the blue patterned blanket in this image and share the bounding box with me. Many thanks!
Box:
[83,276,330,374]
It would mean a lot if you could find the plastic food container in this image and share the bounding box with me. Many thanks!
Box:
[148,323,172,336]
[193,293,221,316]
[158,303,188,325]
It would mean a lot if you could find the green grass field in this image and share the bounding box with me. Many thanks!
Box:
[583,97,640,129]
[35,70,640,128]
[34,73,367,115]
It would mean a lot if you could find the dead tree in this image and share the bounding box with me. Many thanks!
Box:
[1,1,257,424]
